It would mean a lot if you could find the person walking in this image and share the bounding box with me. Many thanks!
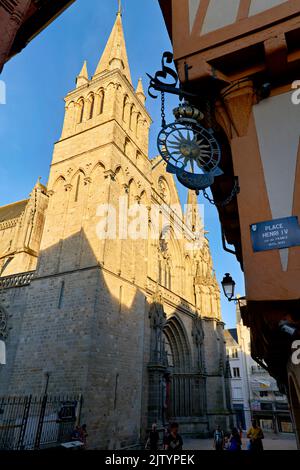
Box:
[223,435,231,450]
[247,419,264,451]
[164,422,183,451]
[79,424,88,448]
[238,424,243,448]
[71,425,81,441]
[213,425,224,451]
[145,423,160,451]
[162,425,170,450]
[229,427,242,451]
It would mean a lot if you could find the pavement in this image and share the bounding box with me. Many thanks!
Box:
[183,433,298,450]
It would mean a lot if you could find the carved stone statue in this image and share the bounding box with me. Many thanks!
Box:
[149,292,166,363]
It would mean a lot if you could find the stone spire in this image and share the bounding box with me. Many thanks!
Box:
[185,190,203,234]
[93,8,132,84]
[136,78,146,105]
[76,61,89,88]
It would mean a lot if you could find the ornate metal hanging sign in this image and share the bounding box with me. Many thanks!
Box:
[157,103,223,191]
[148,52,223,192]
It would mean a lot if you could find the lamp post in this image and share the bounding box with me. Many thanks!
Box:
[221,273,236,302]
[221,273,246,309]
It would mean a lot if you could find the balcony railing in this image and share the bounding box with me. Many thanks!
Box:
[0,271,35,289]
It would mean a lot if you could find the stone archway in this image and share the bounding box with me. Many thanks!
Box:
[163,316,194,419]
[147,301,206,429]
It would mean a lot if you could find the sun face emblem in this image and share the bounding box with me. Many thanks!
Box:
[167,128,213,173]
[157,120,222,190]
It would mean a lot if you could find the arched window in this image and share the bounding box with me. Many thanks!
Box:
[124,138,130,156]
[136,113,141,137]
[88,94,94,120]
[136,150,141,165]
[163,317,191,373]
[122,95,128,121]
[99,89,105,114]
[158,177,170,204]
[128,179,136,208]
[77,98,85,124]
[129,104,134,130]
[163,334,174,369]
[75,174,81,202]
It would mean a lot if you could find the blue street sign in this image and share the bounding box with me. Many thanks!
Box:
[250,216,300,252]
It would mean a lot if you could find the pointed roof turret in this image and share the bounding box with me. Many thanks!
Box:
[76,61,89,88]
[136,78,146,105]
[32,176,47,194]
[93,9,132,84]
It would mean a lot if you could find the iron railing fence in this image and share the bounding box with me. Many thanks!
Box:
[0,394,83,450]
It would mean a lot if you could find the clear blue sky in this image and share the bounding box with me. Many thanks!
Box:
[0,0,245,328]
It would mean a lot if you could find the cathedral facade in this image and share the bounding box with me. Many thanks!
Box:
[0,11,232,448]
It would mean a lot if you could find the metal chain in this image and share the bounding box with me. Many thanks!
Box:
[202,179,240,207]
[161,91,166,129]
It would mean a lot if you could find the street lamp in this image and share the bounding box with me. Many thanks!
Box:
[221,273,236,301]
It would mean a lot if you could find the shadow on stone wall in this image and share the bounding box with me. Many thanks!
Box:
[1,229,151,449]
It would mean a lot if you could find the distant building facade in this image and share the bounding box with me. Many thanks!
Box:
[225,306,293,433]
[0,10,233,449]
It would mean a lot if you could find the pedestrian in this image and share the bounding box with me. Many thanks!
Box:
[213,425,224,451]
[238,423,243,448]
[162,425,170,450]
[164,422,183,451]
[79,424,88,448]
[247,419,264,451]
[229,427,242,451]
[71,425,81,441]
[145,423,160,451]
[223,435,230,450]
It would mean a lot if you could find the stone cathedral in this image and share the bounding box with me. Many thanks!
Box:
[0,11,232,448]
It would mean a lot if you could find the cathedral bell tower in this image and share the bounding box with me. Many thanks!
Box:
[59,9,150,155]
[37,9,152,277]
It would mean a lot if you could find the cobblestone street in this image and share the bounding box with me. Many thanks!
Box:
[183,433,297,450]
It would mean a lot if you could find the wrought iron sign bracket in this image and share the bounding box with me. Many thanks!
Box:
[147,52,196,100]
